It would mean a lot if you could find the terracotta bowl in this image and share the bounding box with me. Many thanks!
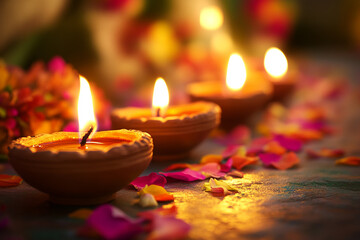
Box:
[8,129,153,205]
[270,80,295,102]
[187,78,273,129]
[111,101,221,161]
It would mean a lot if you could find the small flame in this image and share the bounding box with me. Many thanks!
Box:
[200,6,223,30]
[264,47,288,79]
[78,75,97,139]
[226,53,247,91]
[152,77,169,117]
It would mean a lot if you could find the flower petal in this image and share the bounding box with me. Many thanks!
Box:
[226,170,244,178]
[263,141,286,155]
[220,158,233,173]
[86,204,142,240]
[231,156,258,170]
[163,163,193,172]
[259,153,282,166]
[0,174,23,187]
[200,163,225,178]
[274,135,303,152]
[335,156,360,166]
[139,193,158,208]
[139,185,174,202]
[306,148,345,159]
[160,169,206,181]
[203,178,239,196]
[130,173,167,190]
[247,137,272,156]
[271,152,300,170]
[200,154,223,164]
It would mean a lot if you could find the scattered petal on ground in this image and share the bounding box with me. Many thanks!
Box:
[130,173,167,190]
[160,168,206,181]
[222,145,247,158]
[271,152,300,170]
[259,153,282,166]
[163,163,195,172]
[203,178,239,196]
[0,174,23,187]
[335,156,360,166]
[139,193,158,208]
[200,154,223,164]
[263,141,286,155]
[139,185,174,202]
[226,170,244,178]
[220,158,233,173]
[274,135,303,152]
[84,204,142,240]
[307,148,345,159]
[231,156,258,170]
[140,206,191,240]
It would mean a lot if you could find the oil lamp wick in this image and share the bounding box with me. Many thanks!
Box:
[156,107,161,117]
[80,126,94,146]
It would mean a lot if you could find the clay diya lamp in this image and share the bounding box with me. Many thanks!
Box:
[187,53,273,129]
[264,47,297,102]
[111,78,221,161]
[8,76,153,205]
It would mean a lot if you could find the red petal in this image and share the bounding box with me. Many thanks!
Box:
[0,175,23,187]
[335,156,360,166]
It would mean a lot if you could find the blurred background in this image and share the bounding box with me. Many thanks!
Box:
[0,0,359,105]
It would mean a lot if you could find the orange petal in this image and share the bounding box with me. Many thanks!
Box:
[154,193,175,202]
[139,185,174,202]
[271,152,299,170]
[335,156,360,166]
[231,156,258,170]
[200,154,223,164]
[263,141,287,155]
[0,174,23,187]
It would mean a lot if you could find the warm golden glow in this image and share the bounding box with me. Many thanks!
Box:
[78,75,97,138]
[200,6,223,30]
[152,77,169,117]
[264,47,288,79]
[226,53,247,91]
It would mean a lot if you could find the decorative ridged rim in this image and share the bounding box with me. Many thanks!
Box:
[8,129,153,162]
[111,101,221,133]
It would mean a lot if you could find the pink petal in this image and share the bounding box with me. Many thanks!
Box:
[147,215,191,240]
[230,125,251,144]
[247,137,272,155]
[160,169,206,181]
[259,153,282,166]
[130,173,167,190]
[222,145,240,158]
[215,125,250,146]
[86,204,142,240]
[48,56,66,74]
[274,135,303,152]
[220,158,233,173]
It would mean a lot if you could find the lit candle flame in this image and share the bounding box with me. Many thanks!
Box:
[152,77,169,117]
[264,47,288,79]
[226,53,247,91]
[200,6,223,30]
[78,75,97,140]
